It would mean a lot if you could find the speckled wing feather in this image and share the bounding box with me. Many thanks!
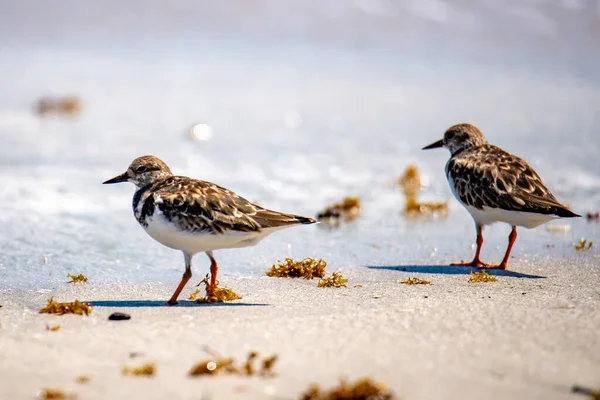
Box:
[446,145,577,217]
[135,176,314,234]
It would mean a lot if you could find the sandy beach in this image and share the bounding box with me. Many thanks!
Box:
[1,253,599,400]
[1,1,600,399]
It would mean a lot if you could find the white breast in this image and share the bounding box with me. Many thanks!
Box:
[463,205,558,229]
[141,209,289,255]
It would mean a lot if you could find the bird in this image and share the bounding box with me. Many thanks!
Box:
[423,123,580,269]
[103,155,316,304]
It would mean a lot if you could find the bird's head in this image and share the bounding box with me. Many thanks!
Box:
[423,123,488,156]
[103,155,172,188]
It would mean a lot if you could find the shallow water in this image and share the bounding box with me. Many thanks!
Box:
[0,1,599,289]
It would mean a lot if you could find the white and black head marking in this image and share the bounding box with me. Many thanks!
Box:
[423,123,488,156]
[103,155,173,188]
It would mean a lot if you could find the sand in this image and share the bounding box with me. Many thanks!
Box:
[1,255,599,400]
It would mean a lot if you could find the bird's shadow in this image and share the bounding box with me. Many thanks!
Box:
[89,300,270,308]
[367,265,546,279]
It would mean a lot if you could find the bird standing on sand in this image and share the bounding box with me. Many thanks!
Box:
[423,123,580,269]
[104,155,316,304]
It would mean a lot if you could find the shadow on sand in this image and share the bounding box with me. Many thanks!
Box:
[367,265,546,279]
[90,300,270,308]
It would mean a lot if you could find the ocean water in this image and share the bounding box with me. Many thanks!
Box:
[0,1,599,289]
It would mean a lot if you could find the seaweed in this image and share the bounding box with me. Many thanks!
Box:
[586,212,600,222]
[401,277,432,285]
[190,274,242,303]
[75,376,90,384]
[318,272,348,288]
[37,388,76,399]
[189,351,278,378]
[265,258,327,279]
[468,271,497,283]
[39,298,92,315]
[122,363,155,377]
[189,358,237,376]
[317,197,361,225]
[572,385,600,399]
[398,164,448,218]
[36,96,82,116]
[45,324,61,332]
[300,377,397,400]
[67,274,88,284]
[243,352,258,375]
[397,164,421,198]
[260,354,278,377]
[575,238,593,251]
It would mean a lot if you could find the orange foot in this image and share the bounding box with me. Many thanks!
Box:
[451,260,487,268]
[166,299,179,306]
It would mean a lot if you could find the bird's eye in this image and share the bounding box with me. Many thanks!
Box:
[136,166,148,173]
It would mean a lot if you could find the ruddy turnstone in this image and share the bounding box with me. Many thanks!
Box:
[104,155,316,304]
[423,123,580,269]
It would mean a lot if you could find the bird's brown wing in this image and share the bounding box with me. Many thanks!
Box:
[149,177,315,234]
[446,145,578,217]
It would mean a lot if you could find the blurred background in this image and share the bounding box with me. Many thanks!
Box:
[0,0,599,288]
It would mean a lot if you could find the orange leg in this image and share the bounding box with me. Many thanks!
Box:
[167,253,193,305]
[486,226,517,270]
[207,251,218,287]
[452,224,487,267]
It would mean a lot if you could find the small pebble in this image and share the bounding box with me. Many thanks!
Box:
[108,312,131,321]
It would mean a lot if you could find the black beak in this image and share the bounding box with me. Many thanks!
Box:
[103,172,129,184]
[422,139,444,150]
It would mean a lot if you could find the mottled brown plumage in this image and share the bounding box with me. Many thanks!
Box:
[423,123,580,270]
[104,155,316,304]
[446,145,577,217]
[134,176,314,234]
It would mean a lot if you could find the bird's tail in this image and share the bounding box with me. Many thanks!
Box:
[253,210,317,228]
[294,215,318,225]
[554,206,581,218]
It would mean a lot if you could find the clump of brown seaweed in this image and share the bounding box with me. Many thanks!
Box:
[575,238,593,251]
[401,277,433,285]
[398,164,448,218]
[36,96,82,116]
[189,274,242,303]
[468,271,497,283]
[265,258,327,279]
[45,324,61,332]
[300,377,398,400]
[67,273,88,284]
[318,272,348,288]
[37,388,76,400]
[122,363,156,377]
[586,212,600,222]
[317,197,361,226]
[39,298,92,315]
[189,351,278,378]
